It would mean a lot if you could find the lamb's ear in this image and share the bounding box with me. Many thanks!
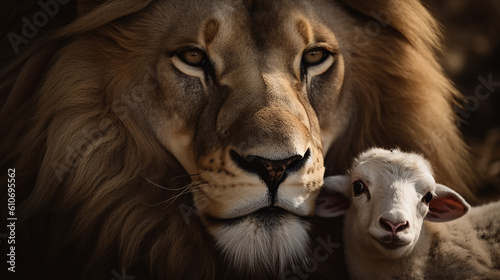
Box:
[425,184,471,222]
[315,176,351,218]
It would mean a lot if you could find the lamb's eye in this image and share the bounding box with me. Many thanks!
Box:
[422,192,433,204]
[302,47,329,66]
[178,49,207,66]
[353,181,365,196]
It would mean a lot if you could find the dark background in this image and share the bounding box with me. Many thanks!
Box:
[427,0,500,137]
[425,0,500,196]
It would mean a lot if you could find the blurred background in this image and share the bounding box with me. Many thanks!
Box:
[425,0,500,197]
[427,0,500,135]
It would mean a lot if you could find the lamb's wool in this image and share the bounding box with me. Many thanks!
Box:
[316,148,500,280]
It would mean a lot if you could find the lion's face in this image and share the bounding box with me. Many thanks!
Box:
[126,0,347,273]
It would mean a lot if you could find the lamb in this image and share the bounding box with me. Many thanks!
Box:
[315,148,500,280]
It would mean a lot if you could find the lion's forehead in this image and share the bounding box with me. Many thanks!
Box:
[153,0,340,63]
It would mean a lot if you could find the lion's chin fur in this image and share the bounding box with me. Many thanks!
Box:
[208,214,310,277]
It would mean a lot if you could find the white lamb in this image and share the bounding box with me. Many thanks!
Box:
[315,148,500,280]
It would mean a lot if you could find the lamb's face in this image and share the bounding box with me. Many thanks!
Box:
[348,151,436,259]
[316,148,471,261]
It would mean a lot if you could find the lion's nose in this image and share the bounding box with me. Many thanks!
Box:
[230,149,310,202]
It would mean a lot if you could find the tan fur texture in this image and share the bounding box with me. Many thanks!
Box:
[0,0,478,279]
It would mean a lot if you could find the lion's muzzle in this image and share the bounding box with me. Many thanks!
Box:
[230,148,310,203]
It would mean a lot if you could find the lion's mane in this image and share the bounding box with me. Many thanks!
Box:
[0,0,477,279]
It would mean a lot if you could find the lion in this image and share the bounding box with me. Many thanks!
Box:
[0,0,479,279]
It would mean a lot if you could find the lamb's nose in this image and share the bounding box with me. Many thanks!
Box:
[230,149,310,202]
[379,218,409,234]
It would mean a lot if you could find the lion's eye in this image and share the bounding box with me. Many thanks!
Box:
[302,48,328,66]
[301,46,335,77]
[422,192,433,204]
[178,49,207,66]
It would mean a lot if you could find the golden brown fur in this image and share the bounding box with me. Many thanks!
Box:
[0,0,478,279]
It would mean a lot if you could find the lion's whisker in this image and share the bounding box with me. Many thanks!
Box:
[143,176,189,191]
[140,179,207,208]
[168,171,205,184]
[160,181,201,207]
